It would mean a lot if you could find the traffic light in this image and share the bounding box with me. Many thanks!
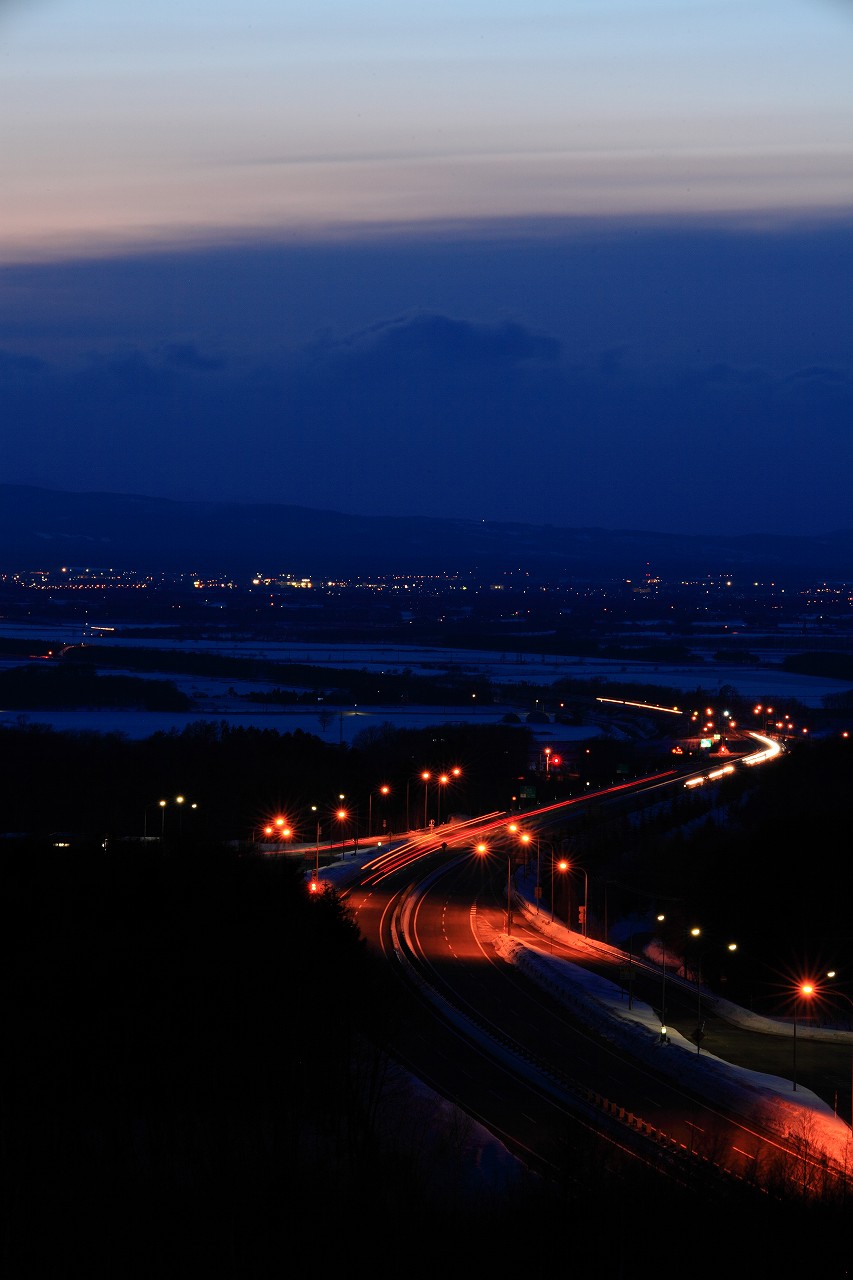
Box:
[308,879,319,894]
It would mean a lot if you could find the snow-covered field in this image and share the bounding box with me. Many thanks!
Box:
[1,620,848,742]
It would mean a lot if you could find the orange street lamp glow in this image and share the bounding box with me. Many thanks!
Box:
[368,783,391,836]
[421,771,431,827]
[793,981,815,1091]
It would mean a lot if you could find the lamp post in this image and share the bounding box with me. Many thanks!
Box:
[550,849,558,922]
[656,913,668,1042]
[368,784,390,838]
[421,771,431,828]
[561,860,589,937]
[506,823,532,932]
[311,805,320,882]
[823,976,853,1126]
[689,927,703,1053]
[144,799,167,839]
[689,929,737,1054]
[518,830,532,876]
[792,982,815,1092]
[157,794,196,840]
[436,773,449,825]
[335,799,347,857]
[475,840,514,936]
[505,846,514,935]
[533,837,555,925]
[556,856,570,926]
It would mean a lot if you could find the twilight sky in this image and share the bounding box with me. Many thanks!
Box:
[2,0,852,537]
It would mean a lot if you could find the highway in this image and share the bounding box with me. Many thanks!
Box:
[335,772,853,1199]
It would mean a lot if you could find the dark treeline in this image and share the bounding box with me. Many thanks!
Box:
[0,718,534,842]
[0,663,193,710]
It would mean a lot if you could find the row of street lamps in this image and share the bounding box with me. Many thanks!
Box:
[637,922,851,1105]
[259,795,852,1121]
[410,766,462,830]
[144,794,198,838]
[257,766,464,853]
[469,835,852,1119]
[474,826,589,941]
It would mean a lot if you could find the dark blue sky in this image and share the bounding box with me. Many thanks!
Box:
[2,216,852,537]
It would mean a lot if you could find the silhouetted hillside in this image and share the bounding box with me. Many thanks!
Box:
[2,483,852,580]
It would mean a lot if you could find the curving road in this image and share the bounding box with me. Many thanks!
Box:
[338,778,852,1198]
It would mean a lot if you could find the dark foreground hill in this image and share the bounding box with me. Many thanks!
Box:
[2,483,853,580]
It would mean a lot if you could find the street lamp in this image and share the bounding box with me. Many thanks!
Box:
[792,982,815,1092]
[517,830,532,875]
[311,805,320,882]
[368,784,390,838]
[689,927,703,1053]
[823,973,853,1127]
[502,824,527,916]
[144,799,167,839]
[532,838,543,914]
[558,858,589,937]
[554,856,569,925]
[436,773,449,825]
[689,929,737,1054]
[335,802,348,857]
[272,817,293,851]
[656,913,668,1042]
[531,837,555,923]
[421,771,431,827]
[505,846,514,935]
[475,840,514,936]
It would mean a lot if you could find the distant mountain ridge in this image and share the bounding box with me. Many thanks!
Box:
[1,484,852,581]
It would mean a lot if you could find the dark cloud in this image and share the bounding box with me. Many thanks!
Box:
[160,341,226,372]
[326,312,561,369]
[69,349,167,396]
[0,348,46,378]
[1,218,852,533]
[781,366,850,392]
